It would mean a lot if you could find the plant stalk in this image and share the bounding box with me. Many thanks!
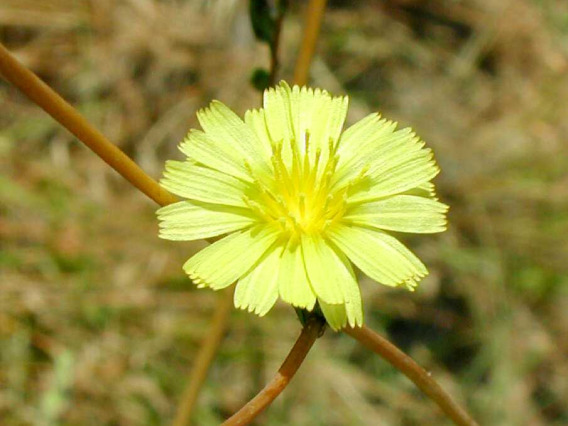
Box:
[345,325,479,426]
[172,289,234,426]
[293,0,328,86]
[0,42,176,207]
[221,317,325,426]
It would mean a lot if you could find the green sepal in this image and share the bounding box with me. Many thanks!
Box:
[294,305,326,336]
[294,307,309,326]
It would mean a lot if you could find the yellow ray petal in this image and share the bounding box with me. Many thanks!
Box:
[301,234,356,305]
[235,246,282,316]
[263,82,348,171]
[334,115,438,200]
[318,301,347,331]
[278,240,316,310]
[197,101,273,175]
[347,150,439,203]
[327,224,428,288]
[157,201,255,241]
[317,248,363,330]
[180,130,253,182]
[334,113,397,184]
[403,181,438,199]
[301,234,344,304]
[160,160,251,208]
[345,195,448,233]
[183,225,280,290]
[244,108,274,158]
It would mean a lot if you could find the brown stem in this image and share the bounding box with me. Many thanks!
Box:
[221,316,325,426]
[172,289,234,426]
[0,42,177,207]
[293,0,328,86]
[345,325,479,426]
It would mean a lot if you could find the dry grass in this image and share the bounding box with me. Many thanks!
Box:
[1,0,568,425]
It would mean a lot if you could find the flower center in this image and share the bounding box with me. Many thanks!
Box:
[243,133,349,239]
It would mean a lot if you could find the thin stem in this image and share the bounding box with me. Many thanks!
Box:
[0,42,177,207]
[221,316,325,426]
[172,289,234,426]
[293,0,328,86]
[268,5,285,87]
[345,325,479,426]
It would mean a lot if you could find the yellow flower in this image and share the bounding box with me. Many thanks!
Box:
[157,82,448,330]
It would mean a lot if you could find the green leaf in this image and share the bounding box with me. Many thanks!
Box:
[250,67,271,92]
[277,0,289,15]
[249,0,275,44]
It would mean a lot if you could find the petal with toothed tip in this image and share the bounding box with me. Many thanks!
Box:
[327,224,427,288]
[183,225,280,290]
[234,245,283,316]
[160,160,252,208]
[344,195,448,234]
[157,201,255,241]
[278,240,317,310]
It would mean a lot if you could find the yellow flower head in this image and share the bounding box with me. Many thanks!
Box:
[157,82,448,330]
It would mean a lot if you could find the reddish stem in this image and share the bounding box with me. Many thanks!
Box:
[345,325,479,426]
[222,317,325,426]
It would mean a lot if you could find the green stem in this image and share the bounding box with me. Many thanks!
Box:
[268,1,286,87]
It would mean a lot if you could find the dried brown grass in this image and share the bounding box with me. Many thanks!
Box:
[1,0,568,424]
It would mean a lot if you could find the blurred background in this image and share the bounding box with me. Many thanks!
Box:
[1,0,567,424]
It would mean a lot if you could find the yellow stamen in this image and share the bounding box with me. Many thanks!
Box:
[243,128,352,238]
